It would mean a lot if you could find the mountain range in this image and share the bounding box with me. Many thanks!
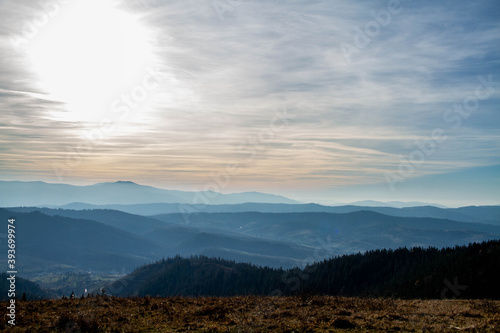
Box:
[152,211,500,251]
[52,202,500,225]
[0,208,324,275]
[3,206,500,278]
[0,180,462,209]
[0,181,299,206]
[2,179,499,297]
[339,200,448,208]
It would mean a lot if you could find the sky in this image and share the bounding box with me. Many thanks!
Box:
[0,0,499,207]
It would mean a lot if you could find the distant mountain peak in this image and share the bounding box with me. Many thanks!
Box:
[114,181,138,185]
[93,181,139,186]
[0,180,299,206]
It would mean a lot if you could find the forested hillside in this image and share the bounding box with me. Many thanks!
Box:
[0,273,53,300]
[110,239,500,299]
[303,239,500,298]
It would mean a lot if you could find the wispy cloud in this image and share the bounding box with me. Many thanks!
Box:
[0,0,498,204]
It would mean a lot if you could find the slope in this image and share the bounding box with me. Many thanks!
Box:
[0,209,164,276]
[108,239,500,299]
[2,208,323,270]
[153,211,500,253]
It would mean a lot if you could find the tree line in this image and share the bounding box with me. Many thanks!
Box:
[111,239,500,299]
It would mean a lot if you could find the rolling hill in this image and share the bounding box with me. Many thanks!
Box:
[3,206,499,280]
[0,208,325,275]
[108,239,500,299]
[0,209,163,275]
[153,211,500,252]
[53,202,500,225]
[0,273,53,300]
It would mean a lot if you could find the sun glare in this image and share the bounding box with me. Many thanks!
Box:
[26,0,154,122]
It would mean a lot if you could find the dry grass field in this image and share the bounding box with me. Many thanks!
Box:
[2,295,499,332]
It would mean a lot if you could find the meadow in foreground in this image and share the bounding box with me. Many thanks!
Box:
[2,295,499,332]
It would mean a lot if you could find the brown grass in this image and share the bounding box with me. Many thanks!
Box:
[2,296,499,332]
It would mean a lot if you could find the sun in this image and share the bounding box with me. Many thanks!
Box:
[26,0,155,122]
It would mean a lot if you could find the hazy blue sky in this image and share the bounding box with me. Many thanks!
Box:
[0,0,498,206]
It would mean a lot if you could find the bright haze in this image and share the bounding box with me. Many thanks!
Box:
[0,0,498,207]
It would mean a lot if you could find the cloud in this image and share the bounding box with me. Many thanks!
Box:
[0,0,498,204]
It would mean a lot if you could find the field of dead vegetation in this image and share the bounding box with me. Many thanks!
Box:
[2,295,499,332]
